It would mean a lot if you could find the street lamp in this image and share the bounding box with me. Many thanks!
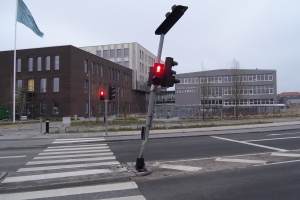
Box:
[87,70,91,120]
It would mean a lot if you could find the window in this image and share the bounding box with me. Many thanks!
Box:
[242,76,247,82]
[92,82,94,94]
[98,103,101,113]
[84,80,88,93]
[52,100,59,114]
[40,101,46,114]
[28,58,33,71]
[268,74,273,81]
[85,101,88,114]
[91,62,94,74]
[117,61,122,65]
[110,49,115,58]
[17,58,21,72]
[124,48,129,57]
[117,70,120,81]
[36,57,41,71]
[16,79,22,90]
[96,50,101,57]
[53,78,59,92]
[100,65,103,76]
[54,56,59,70]
[248,75,253,82]
[113,102,116,112]
[28,79,34,92]
[40,78,46,93]
[103,50,108,59]
[108,67,111,79]
[84,59,88,73]
[45,56,50,70]
[124,61,129,68]
[117,49,122,58]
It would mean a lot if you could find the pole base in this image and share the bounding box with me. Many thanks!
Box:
[135,158,145,171]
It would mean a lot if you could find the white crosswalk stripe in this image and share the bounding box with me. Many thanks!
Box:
[1,137,146,199]
[0,181,144,200]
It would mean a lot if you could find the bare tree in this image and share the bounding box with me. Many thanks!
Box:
[91,75,103,122]
[229,59,244,119]
[197,61,210,120]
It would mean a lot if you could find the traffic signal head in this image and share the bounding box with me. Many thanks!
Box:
[99,90,105,100]
[152,63,164,85]
[162,57,180,87]
[108,85,116,100]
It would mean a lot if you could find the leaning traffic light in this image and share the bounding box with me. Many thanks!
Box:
[152,63,164,86]
[162,57,180,87]
[99,90,105,100]
[108,85,116,100]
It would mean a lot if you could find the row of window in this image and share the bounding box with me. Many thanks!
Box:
[224,99,274,105]
[179,74,274,84]
[116,61,129,68]
[139,50,155,65]
[96,48,129,59]
[84,60,130,83]
[16,78,59,93]
[16,56,59,72]
[223,85,274,95]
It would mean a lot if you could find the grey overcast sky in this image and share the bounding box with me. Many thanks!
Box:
[1,0,300,93]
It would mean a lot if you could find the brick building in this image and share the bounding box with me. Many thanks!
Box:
[0,45,146,119]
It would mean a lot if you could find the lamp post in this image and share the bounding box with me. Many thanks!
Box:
[88,70,91,120]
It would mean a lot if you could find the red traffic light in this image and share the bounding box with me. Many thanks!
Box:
[99,90,105,100]
[153,63,164,74]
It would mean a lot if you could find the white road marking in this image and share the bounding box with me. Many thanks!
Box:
[268,132,300,136]
[44,146,109,152]
[215,157,266,164]
[34,152,114,160]
[17,161,120,172]
[159,164,202,172]
[53,139,105,144]
[245,136,300,142]
[2,169,112,183]
[211,136,288,152]
[0,155,26,159]
[100,195,146,200]
[47,144,107,149]
[26,156,116,165]
[0,181,138,200]
[54,137,104,141]
[39,149,110,155]
[271,152,300,157]
[258,159,300,166]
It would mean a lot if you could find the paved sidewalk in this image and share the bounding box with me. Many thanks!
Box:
[0,118,299,141]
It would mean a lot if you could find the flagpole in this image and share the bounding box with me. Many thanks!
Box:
[13,0,18,123]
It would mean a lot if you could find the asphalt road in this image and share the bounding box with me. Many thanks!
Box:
[1,127,300,199]
[108,129,300,163]
[136,161,300,200]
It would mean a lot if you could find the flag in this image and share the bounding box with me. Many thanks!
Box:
[17,0,44,37]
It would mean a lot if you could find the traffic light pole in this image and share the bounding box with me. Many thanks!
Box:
[136,34,165,170]
[104,100,108,136]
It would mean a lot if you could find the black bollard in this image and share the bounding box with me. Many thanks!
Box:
[46,118,49,133]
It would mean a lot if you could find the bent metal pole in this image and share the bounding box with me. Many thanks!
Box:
[138,34,164,159]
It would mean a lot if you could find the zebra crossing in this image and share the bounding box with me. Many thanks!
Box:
[0,137,146,200]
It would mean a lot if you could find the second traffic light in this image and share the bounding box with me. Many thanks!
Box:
[162,57,180,87]
[108,85,116,100]
[99,90,105,100]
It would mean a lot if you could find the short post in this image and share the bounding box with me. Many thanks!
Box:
[46,118,49,134]
[105,100,108,136]
[40,118,42,133]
